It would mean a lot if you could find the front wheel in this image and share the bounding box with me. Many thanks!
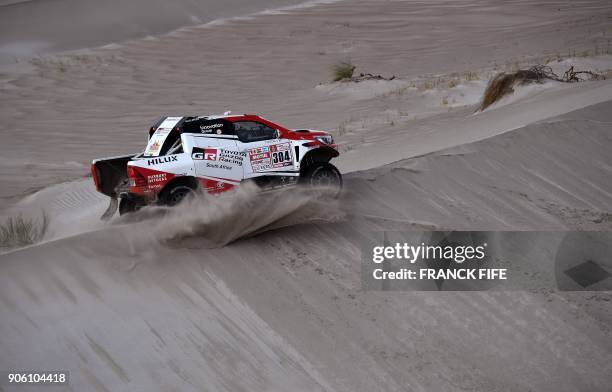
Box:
[300,162,342,197]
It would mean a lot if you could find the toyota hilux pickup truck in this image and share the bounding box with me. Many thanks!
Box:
[91,113,342,217]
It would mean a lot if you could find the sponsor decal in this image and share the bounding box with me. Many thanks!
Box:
[204,182,225,191]
[249,146,270,155]
[147,155,178,165]
[200,123,224,133]
[218,150,246,166]
[204,148,217,160]
[269,144,289,152]
[271,150,291,166]
[200,179,234,194]
[250,153,268,160]
[145,122,177,157]
[147,173,167,183]
[205,162,232,170]
[269,143,292,169]
[148,141,161,153]
[193,148,245,168]
[248,146,271,172]
[249,142,293,172]
[192,147,218,160]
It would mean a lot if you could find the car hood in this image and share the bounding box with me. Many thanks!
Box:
[289,129,331,140]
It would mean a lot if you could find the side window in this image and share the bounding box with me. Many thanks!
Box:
[234,121,278,143]
[181,118,234,135]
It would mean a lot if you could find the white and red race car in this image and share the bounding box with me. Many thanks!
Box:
[91,113,342,217]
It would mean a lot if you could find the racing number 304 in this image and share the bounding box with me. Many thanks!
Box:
[272,151,290,164]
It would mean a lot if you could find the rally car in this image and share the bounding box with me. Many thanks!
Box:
[91,113,342,217]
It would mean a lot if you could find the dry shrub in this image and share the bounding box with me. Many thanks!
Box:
[0,212,49,250]
[480,65,605,110]
[480,70,542,110]
[332,61,356,81]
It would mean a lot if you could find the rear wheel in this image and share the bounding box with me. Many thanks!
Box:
[300,162,342,197]
[118,197,143,216]
[161,182,197,206]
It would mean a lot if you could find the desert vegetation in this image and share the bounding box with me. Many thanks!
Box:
[480,64,606,110]
[0,212,49,250]
[332,61,356,81]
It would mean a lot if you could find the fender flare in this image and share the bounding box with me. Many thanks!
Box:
[159,176,199,200]
[300,146,339,174]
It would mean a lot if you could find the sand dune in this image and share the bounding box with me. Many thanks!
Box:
[1,0,612,208]
[1,0,612,390]
[0,0,310,63]
[1,101,612,391]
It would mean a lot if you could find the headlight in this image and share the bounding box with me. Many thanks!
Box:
[314,135,333,144]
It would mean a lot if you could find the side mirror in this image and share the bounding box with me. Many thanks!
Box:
[275,129,281,139]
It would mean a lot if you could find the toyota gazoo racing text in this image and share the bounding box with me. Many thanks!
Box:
[91,113,342,217]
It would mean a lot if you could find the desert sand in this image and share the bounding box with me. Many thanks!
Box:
[1,0,612,391]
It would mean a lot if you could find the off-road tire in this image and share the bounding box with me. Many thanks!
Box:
[161,182,197,207]
[119,197,142,216]
[300,162,342,197]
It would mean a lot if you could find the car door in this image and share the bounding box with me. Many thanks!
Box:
[234,121,297,178]
[191,135,243,184]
